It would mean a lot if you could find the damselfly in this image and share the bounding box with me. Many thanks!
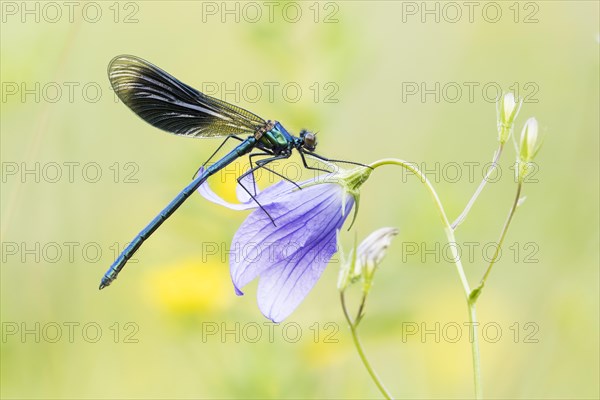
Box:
[99,55,358,289]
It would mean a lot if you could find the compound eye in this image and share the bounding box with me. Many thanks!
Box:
[303,131,317,151]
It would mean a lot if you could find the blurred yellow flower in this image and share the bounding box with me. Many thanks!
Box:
[207,161,244,204]
[143,259,233,315]
[302,339,347,368]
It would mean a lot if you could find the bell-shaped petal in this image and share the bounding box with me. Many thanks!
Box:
[197,167,255,210]
[232,183,354,322]
[198,172,355,323]
[198,167,297,210]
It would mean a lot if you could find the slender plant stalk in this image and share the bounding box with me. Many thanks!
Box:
[468,301,482,398]
[369,159,472,295]
[364,139,524,399]
[465,181,523,398]
[368,159,481,398]
[476,183,523,291]
[341,292,392,400]
[356,292,367,324]
[452,145,504,230]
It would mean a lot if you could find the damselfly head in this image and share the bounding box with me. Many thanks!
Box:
[300,129,317,152]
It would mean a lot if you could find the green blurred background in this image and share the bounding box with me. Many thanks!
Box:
[1,1,598,398]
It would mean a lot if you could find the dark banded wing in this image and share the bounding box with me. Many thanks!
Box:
[108,55,266,137]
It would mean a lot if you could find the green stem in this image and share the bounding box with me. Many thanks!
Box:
[468,301,482,399]
[369,159,471,296]
[476,183,523,292]
[452,144,504,230]
[368,158,480,398]
[341,292,392,399]
[355,292,367,325]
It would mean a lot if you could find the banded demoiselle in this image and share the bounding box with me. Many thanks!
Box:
[99,55,357,289]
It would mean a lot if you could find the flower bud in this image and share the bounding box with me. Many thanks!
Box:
[497,93,522,144]
[517,117,541,182]
[337,228,399,292]
[356,227,399,293]
[519,117,539,162]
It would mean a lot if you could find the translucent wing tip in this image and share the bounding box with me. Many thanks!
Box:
[108,54,130,78]
[108,54,142,73]
[107,54,150,90]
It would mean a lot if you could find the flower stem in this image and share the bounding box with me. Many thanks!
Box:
[356,293,367,325]
[475,182,523,293]
[452,144,504,230]
[369,158,480,397]
[341,292,392,399]
[369,159,471,296]
[468,300,482,399]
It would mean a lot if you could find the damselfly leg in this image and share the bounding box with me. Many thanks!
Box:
[193,135,245,179]
[301,150,373,172]
[247,152,301,194]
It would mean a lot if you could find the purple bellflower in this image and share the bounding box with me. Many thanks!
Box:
[198,166,371,322]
